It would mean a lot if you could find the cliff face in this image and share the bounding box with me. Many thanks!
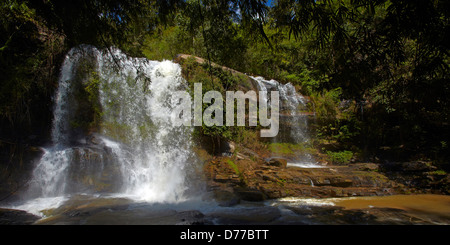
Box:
[204,155,407,206]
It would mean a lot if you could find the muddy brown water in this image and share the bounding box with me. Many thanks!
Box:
[2,194,449,225]
[332,194,450,219]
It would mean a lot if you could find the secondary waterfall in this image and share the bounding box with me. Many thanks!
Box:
[251,76,319,167]
[25,46,198,203]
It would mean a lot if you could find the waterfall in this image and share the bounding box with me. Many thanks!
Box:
[251,76,308,143]
[26,48,94,198]
[25,46,197,203]
[251,76,319,167]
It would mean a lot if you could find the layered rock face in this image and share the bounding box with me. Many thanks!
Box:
[204,154,410,206]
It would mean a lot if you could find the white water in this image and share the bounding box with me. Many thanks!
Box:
[26,48,95,199]
[251,76,308,141]
[28,148,72,197]
[251,76,321,168]
[96,49,195,202]
[17,46,198,215]
[268,196,336,207]
[4,47,322,218]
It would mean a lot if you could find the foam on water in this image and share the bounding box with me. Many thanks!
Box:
[19,46,198,209]
[9,196,69,217]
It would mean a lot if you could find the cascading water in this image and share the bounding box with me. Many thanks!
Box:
[23,46,199,208]
[6,45,321,220]
[251,76,320,168]
[25,48,87,199]
[96,48,196,202]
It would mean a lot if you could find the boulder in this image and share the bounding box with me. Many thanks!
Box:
[220,141,235,156]
[330,177,353,187]
[267,158,287,168]
[354,163,380,171]
[213,190,240,207]
[262,174,279,182]
[401,161,437,172]
[235,188,266,202]
[0,208,40,225]
[383,161,437,172]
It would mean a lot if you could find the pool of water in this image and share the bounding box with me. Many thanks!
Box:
[2,194,449,225]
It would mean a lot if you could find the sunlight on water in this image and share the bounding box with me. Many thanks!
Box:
[9,196,69,217]
[21,46,198,207]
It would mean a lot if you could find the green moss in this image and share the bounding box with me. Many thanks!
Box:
[277,178,287,187]
[428,170,447,175]
[268,143,294,155]
[268,142,317,157]
[101,121,133,144]
[69,60,103,133]
[84,71,102,129]
[226,159,240,175]
[353,171,389,181]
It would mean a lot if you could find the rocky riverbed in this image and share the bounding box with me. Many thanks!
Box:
[1,141,449,225]
[203,153,449,206]
[1,193,449,225]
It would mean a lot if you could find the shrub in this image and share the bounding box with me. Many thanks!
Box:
[326,150,353,165]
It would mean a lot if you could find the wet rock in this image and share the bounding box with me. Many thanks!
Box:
[208,206,282,225]
[213,190,240,207]
[0,208,40,225]
[220,141,235,157]
[204,154,428,201]
[88,135,104,146]
[66,146,123,193]
[401,161,437,172]
[267,158,287,168]
[383,161,436,172]
[262,174,279,182]
[0,146,45,203]
[214,174,232,183]
[329,177,353,187]
[381,160,448,193]
[285,205,429,225]
[353,163,380,171]
[176,210,208,225]
[235,188,266,202]
[288,205,343,217]
[311,177,331,186]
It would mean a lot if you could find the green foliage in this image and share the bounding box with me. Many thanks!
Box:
[428,170,447,176]
[326,150,354,165]
[137,0,450,164]
[0,0,64,137]
[311,88,342,123]
[268,143,295,155]
[68,57,103,135]
[142,26,191,60]
[1,0,449,166]
[84,71,102,130]
[233,129,263,151]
